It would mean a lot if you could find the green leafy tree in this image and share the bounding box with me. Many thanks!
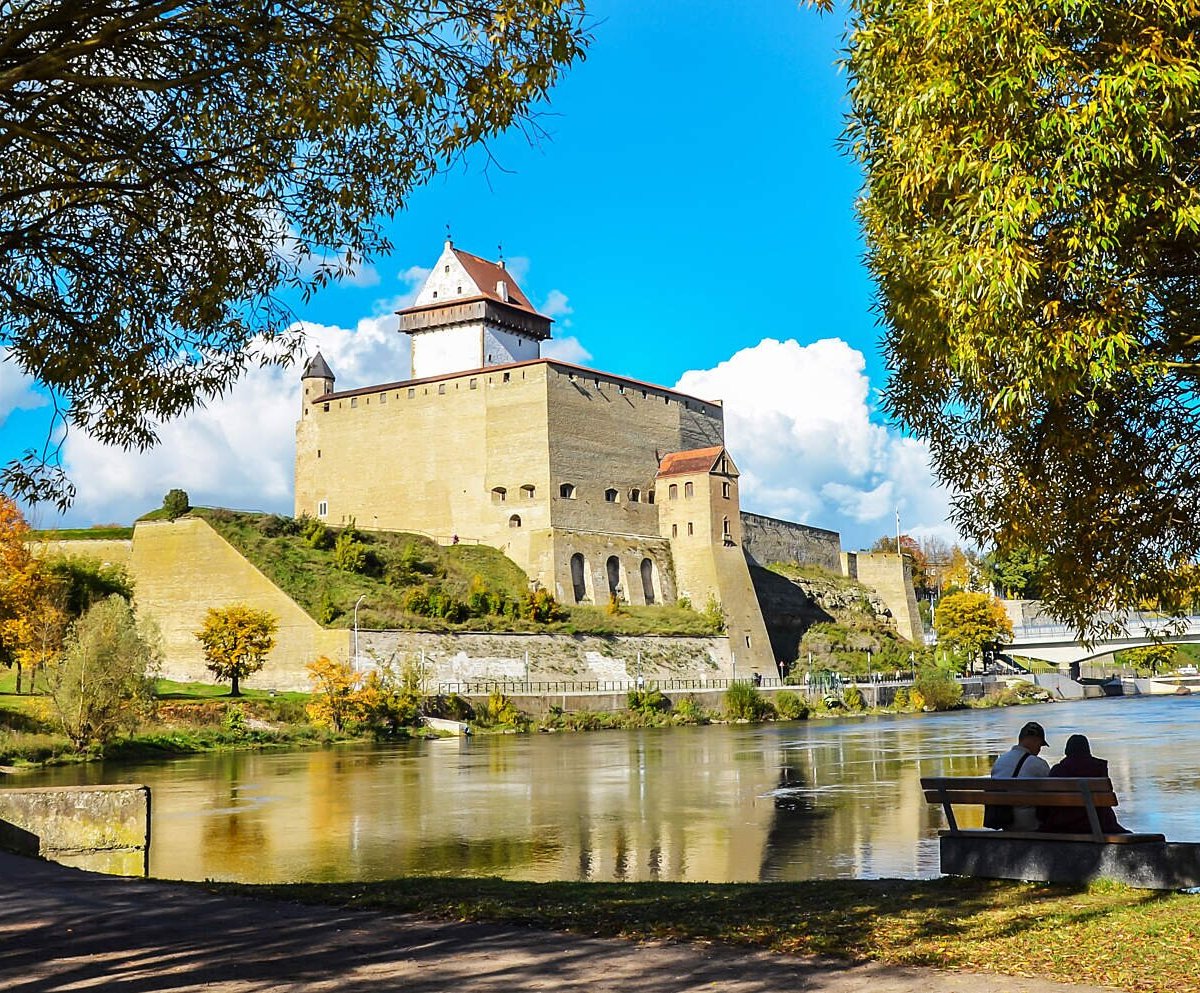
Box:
[46,595,160,750]
[805,0,1200,636]
[910,665,964,712]
[195,604,278,696]
[1,1,589,509]
[982,546,1049,601]
[162,489,190,521]
[934,591,1014,669]
[41,555,134,618]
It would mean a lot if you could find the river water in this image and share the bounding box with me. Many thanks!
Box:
[19,696,1200,883]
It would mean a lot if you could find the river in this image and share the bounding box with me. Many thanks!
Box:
[18,695,1200,883]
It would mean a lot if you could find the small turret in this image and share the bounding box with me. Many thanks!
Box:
[300,352,335,413]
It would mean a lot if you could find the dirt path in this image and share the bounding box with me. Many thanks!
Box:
[0,853,1124,993]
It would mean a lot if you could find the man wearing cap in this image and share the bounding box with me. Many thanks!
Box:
[989,721,1051,830]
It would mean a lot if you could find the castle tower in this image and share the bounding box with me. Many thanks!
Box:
[300,352,335,412]
[397,240,552,379]
[656,446,775,678]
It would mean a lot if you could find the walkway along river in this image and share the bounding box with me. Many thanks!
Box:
[16,695,1200,884]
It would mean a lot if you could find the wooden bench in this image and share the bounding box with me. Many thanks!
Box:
[921,776,1165,844]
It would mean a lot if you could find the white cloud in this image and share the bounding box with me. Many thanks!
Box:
[675,337,955,549]
[0,349,48,428]
[542,336,592,365]
[541,289,573,323]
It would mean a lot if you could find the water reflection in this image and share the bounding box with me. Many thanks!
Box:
[19,696,1200,884]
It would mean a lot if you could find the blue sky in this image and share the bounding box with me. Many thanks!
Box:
[0,1,953,548]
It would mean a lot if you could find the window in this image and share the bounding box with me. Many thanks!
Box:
[560,483,576,499]
[470,379,477,390]
[438,383,446,395]
[629,488,641,503]
[687,522,694,536]
[379,392,386,404]
[570,553,587,603]
[432,290,438,298]
[647,490,655,505]
[350,396,358,408]
[457,285,462,294]
[668,484,678,500]
[317,450,321,459]
[444,264,450,273]
[491,487,507,503]
[606,556,621,597]
[684,481,694,498]
[521,484,536,499]
[719,456,728,474]
[671,524,678,538]
[323,402,330,412]
[318,501,328,517]
[640,558,655,605]
[745,635,752,648]
[722,481,730,499]
[503,372,511,383]
[508,514,522,528]
[604,488,619,503]
[722,516,730,535]
[407,388,415,398]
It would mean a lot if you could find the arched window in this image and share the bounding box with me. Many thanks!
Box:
[570,553,587,603]
[684,481,694,498]
[722,481,730,499]
[509,514,522,528]
[491,487,506,503]
[606,555,621,597]
[668,483,678,500]
[521,484,536,499]
[604,488,619,503]
[647,490,655,505]
[560,483,577,499]
[687,522,694,536]
[640,558,656,605]
[629,488,641,503]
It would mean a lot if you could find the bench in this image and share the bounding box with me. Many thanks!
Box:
[921,776,1165,843]
[919,776,1197,888]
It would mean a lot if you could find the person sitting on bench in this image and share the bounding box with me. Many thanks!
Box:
[987,721,1051,830]
[1039,734,1130,834]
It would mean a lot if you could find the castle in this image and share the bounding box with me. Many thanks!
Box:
[294,241,922,677]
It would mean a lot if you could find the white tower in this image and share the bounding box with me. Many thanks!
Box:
[397,240,552,380]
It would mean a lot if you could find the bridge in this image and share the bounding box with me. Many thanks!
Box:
[1002,613,1200,666]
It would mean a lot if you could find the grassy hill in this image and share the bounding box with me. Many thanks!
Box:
[195,509,718,636]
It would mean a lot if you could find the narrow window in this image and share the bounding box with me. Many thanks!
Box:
[379,392,386,404]
[684,481,694,498]
[323,402,330,412]
[432,290,438,298]
[438,383,446,395]
[470,379,477,390]
[318,501,328,517]
[560,483,576,499]
[745,635,752,648]
[687,522,694,536]
[647,490,655,505]
[521,484,536,499]
[723,516,730,535]
[671,523,678,538]
[629,488,640,503]
[509,514,522,528]
[722,481,730,499]
[503,371,511,383]
[606,556,621,597]
[604,488,619,503]
[640,558,655,605]
[668,483,678,500]
[407,388,415,398]
[491,487,507,503]
[317,450,321,459]
[570,553,587,603]
[350,396,358,408]
[444,264,450,273]
[457,285,462,294]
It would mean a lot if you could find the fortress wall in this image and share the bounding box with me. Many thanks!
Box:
[547,530,676,607]
[30,538,133,568]
[357,630,732,685]
[544,365,723,536]
[130,519,348,689]
[740,512,841,573]
[296,363,552,558]
[842,550,924,643]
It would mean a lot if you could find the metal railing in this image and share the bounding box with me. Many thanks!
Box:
[430,673,975,697]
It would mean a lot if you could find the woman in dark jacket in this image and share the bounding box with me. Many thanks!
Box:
[1039,734,1129,834]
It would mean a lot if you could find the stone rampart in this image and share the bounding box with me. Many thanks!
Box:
[740,512,841,573]
[842,550,925,643]
[0,784,150,876]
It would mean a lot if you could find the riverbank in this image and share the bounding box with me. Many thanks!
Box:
[0,849,1128,993]
[222,873,1190,993]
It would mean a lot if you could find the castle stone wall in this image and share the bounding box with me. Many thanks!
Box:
[842,550,925,643]
[740,512,841,573]
[30,538,133,568]
[130,519,348,689]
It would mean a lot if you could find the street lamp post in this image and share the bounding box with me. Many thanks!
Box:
[353,594,366,670]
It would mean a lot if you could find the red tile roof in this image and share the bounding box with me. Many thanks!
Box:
[453,248,540,315]
[657,446,727,478]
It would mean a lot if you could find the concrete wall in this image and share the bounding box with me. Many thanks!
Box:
[740,512,841,573]
[842,551,924,643]
[30,538,133,568]
[359,630,734,686]
[0,784,150,876]
[130,519,348,689]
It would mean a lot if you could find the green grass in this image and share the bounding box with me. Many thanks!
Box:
[195,508,719,635]
[212,875,1200,993]
[152,678,310,703]
[27,525,133,541]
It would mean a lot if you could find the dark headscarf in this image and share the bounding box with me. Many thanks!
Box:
[1064,734,1092,758]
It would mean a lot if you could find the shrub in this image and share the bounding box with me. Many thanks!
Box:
[891,686,911,710]
[912,666,964,711]
[774,689,809,720]
[302,517,333,550]
[672,696,710,724]
[476,691,526,729]
[701,595,725,633]
[677,594,692,611]
[627,687,666,714]
[724,680,773,720]
[521,588,567,623]
[842,683,865,711]
[333,531,369,573]
[352,665,422,738]
[222,703,248,738]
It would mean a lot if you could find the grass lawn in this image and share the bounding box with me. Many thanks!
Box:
[152,678,310,703]
[27,525,134,541]
[218,874,1200,993]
